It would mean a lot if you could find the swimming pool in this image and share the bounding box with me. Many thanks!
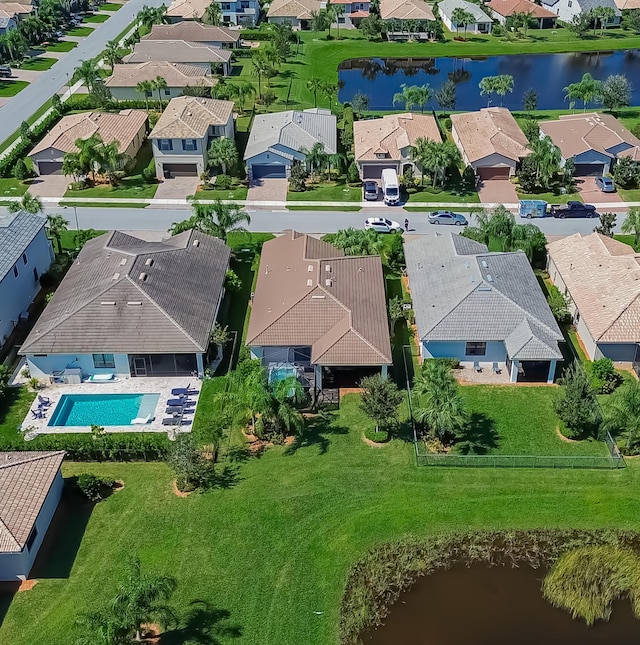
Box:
[268,366,297,383]
[48,393,160,427]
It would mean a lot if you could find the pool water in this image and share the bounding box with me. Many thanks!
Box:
[48,393,160,427]
[269,366,297,383]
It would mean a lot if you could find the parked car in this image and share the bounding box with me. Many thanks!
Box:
[0,65,11,78]
[595,176,616,193]
[364,217,402,233]
[363,181,379,201]
[550,201,598,219]
[519,199,547,219]
[428,210,468,226]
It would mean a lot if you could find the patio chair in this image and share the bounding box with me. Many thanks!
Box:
[30,408,45,420]
[162,416,183,426]
[492,362,502,375]
[37,395,52,406]
[130,414,151,425]
[473,361,482,373]
[167,398,195,407]
[171,385,198,396]
[165,405,184,414]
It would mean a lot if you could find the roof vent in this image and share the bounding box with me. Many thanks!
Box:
[307,264,313,272]
[100,301,116,306]
[478,286,492,292]
[482,260,488,268]
[139,272,148,281]
[112,272,120,280]
[325,265,331,272]
[487,274,493,282]
[312,295,326,299]
[127,301,143,306]
[193,239,200,247]
[145,258,154,266]
[307,279,313,286]
[119,258,127,266]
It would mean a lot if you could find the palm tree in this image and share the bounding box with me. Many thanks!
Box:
[136,80,154,113]
[306,76,323,108]
[251,52,270,99]
[494,74,514,106]
[479,76,499,107]
[410,136,432,185]
[5,29,26,61]
[268,376,305,436]
[622,207,640,249]
[231,81,256,113]
[203,1,222,25]
[302,141,328,178]
[99,140,127,185]
[451,7,475,40]
[393,84,417,111]
[563,73,602,112]
[174,198,251,243]
[227,363,271,434]
[74,58,100,93]
[207,137,238,175]
[411,139,461,188]
[152,76,168,111]
[328,227,384,255]
[46,214,69,254]
[62,152,84,182]
[102,39,122,73]
[137,5,166,31]
[603,379,640,454]
[75,607,128,645]
[8,192,43,215]
[414,84,433,113]
[75,133,103,182]
[321,81,338,110]
[331,3,345,39]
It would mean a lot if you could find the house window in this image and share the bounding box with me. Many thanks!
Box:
[26,526,38,552]
[223,14,231,21]
[568,0,572,5]
[240,1,250,7]
[163,89,171,96]
[465,341,487,356]
[93,353,116,369]
[22,252,27,265]
[13,265,18,278]
[182,139,197,151]
[338,16,345,22]
[33,267,38,282]
[221,2,231,8]
[145,90,152,97]
[159,139,173,151]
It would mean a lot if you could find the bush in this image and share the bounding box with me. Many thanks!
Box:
[225,268,242,291]
[546,284,571,323]
[442,117,452,131]
[167,433,213,492]
[69,180,86,191]
[462,165,476,189]
[387,233,405,271]
[76,473,115,502]
[434,357,460,369]
[492,23,504,36]
[13,159,30,181]
[613,156,640,189]
[585,358,621,394]
[215,174,232,190]
[554,363,600,439]
[142,158,157,183]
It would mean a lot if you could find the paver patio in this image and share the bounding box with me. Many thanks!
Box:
[477,178,519,206]
[575,176,624,205]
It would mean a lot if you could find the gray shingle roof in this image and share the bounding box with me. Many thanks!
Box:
[0,211,47,282]
[405,232,563,361]
[439,0,492,22]
[577,0,620,13]
[21,230,230,355]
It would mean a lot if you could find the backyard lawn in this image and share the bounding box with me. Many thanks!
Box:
[0,80,28,97]
[45,41,77,52]
[18,57,57,71]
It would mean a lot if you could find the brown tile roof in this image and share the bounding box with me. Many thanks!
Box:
[123,40,232,65]
[0,452,65,553]
[267,0,320,18]
[540,113,640,161]
[354,113,441,163]
[451,107,531,164]
[615,0,640,9]
[0,2,32,13]
[149,96,234,139]
[246,231,392,366]
[486,0,556,18]
[165,0,209,19]
[21,230,230,355]
[29,109,147,157]
[145,22,240,44]
[380,0,435,20]
[105,62,216,88]
[547,233,640,343]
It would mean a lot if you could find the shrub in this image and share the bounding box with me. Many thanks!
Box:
[442,117,452,131]
[76,473,115,502]
[215,174,232,190]
[347,162,360,184]
[13,159,30,181]
[288,160,307,192]
[387,233,405,272]
[225,268,242,291]
[167,433,213,492]
[435,357,460,369]
[585,358,621,394]
[521,117,540,143]
[462,165,476,189]
[546,284,571,323]
[142,158,157,183]
[553,363,600,439]
[613,156,640,188]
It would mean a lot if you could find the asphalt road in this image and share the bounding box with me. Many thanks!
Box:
[0,0,166,142]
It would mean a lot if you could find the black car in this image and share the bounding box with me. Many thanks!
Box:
[0,66,11,78]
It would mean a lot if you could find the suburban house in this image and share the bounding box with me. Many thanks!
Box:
[379,0,435,38]
[144,23,241,48]
[0,211,53,350]
[547,233,640,363]
[0,451,65,581]
[246,230,392,393]
[0,10,17,34]
[149,96,235,179]
[486,0,557,27]
[266,0,321,28]
[22,230,231,380]
[539,113,640,176]
[28,110,147,176]
[0,2,32,20]
[451,107,531,180]
[615,0,640,8]
[244,108,337,180]
[164,0,259,25]
[123,40,233,77]
[353,112,441,181]
[331,0,370,28]
[540,0,620,26]
[105,62,217,101]
[405,233,563,383]
[439,0,492,34]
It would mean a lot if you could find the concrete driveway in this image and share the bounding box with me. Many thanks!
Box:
[477,179,519,206]
[154,176,199,202]
[247,178,288,204]
[25,174,70,198]
[575,176,623,205]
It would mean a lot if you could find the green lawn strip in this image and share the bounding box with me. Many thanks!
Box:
[17,57,57,71]
[617,188,640,201]
[194,187,249,200]
[517,191,582,204]
[45,41,77,52]
[99,2,123,10]
[614,234,639,251]
[0,178,27,197]
[0,80,28,97]
[287,205,362,211]
[59,200,149,208]
[66,27,94,36]
[0,387,36,441]
[58,229,106,251]
[84,13,110,22]
[287,181,361,202]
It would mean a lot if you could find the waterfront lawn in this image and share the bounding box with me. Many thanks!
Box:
[45,40,77,52]
[1,391,639,645]
[18,57,57,71]
[287,179,361,202]
[0,80,28,97]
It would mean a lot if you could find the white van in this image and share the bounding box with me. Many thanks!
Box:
[381,168,400,205]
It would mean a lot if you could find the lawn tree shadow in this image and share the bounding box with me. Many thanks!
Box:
[284,410,348,456]
[209,464,242,490]
[0,582,18,627]
[159,600,242,645]
[454,413,500,455]
[225,445,252,463]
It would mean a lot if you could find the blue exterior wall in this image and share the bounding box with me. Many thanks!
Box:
[608,142,633,157]
[595,343,637,362]
[26,353,130,379]
[422,340,507,363]
[573,149,612,173]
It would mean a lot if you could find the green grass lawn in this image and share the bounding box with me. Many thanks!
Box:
[84,13,110,22]
[517,191,582,204]
[406,186,480,203]
[617,188,640,201]
[287,180,361,202]
[288,204,362,211]
[99,2,123,9]
[18,57,57,71]
[194,186,249,201]
[45,41,77,52]
[0,387,35,442]
[0,80,28,97]
[614,234,639,251]
[66,26,94,37]
[0,178,27,197]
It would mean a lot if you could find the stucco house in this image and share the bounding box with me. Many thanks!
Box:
[246,230,392,393]
[28,110,147,176]
[144,23,241,48]
[330,0,370,28]
[547,233,640,363]
[405,233,563,383]
[0,11,17,34]
[353,112,441,181]
[380,0,435,38]
[540,0,620,26]
[244,108,336,180]
[486,0,557,27]
[22,230,231,380]
[0,451,65,581]
[149,96,235,179]
[0,2,32,20]
[164,0,259,26]
[123,40,233,76]
[0,211,53,350]
[539,112,640,176]
[266,0,322,28]
[439,0,492,34]
[451,108,531,179]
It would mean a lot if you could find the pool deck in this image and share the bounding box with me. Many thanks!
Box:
[20,377,201,440]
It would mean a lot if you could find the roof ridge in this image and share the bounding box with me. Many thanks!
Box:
[0,450,65,471]
[0,516,20,550]
[349,326,392,363]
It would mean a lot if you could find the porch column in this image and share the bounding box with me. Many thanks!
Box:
[314,364,322,391]
[381,365,388,379]
[547,360,557,384]
[509,359,518,383]
[196,353,204,379]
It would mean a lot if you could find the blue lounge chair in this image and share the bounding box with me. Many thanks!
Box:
[30,408,45,419]
[37,395,52,406]
[167,398,195,407]
[171,384,198,396]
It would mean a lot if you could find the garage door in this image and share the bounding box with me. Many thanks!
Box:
[574,163,605,177]
[478,166,511,180]
[162,163,198,178]
[251,164,287,179]
[362,165,394,180]
[37,161,63,175]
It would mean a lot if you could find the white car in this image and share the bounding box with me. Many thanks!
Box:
[364,217,402,233]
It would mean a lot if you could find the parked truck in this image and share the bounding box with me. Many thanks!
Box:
[550,201,598,219]
[519,200,548,218]
[381,168,400,205]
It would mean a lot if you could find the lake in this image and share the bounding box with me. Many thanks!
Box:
[338,51,640,111]
[361,564,640,644]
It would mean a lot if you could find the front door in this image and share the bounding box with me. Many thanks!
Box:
[133,357,147,377]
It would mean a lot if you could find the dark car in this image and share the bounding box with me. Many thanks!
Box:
[428,210,468,226]
[363,181,379,201]
[550,201,597,219]
[0,66,11,78]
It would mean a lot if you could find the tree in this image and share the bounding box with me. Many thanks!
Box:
[590,5,616,35]
[359,373,403,434]
[563,73,602,112]
[450,7,475,39]
[8,191,43,215]
[74,58,100,93]
[46,214,69,255]
[613,156,640,188]
[171,198,251,243]
[152,75,168,111]
[512,10,533,36]
[310,8,330,33]
[203,1,222,24]
[393,83,417,111]
[567,11,591,38]
[272,22,293,60]
[102,39,122,72]
[320,81,338,110]
[546,284,571,323]
[302,141,328,178]
[351,91,370,116]
[623,8,640,33]
[494,74,514,106]
[479,76,499,107]
[74,133,104,182]
[331,3,346,38]
[435,79,457,113]
[269,376,305,436]
[553,363,600,439]
[522,88,538,112]
[137,5,167,31]
[359,13,383,39]
[475,205,515,250]
[593,212,617,237]
[136,80,154,113]
[411,139,461,188]
[75,606,128,645]
[168,433,213,491]
[600,74,632,111]
[13,158,29,182]
[52,93,62,113]
[5,29,27,61]
[525,135,562,189]
[306,76,323,108]
[603,379,640,454]
[323,228,384,255]
[207,137,238,175]
[520,117,540,143]
[621,207,640,249]
[288,160,308,192]
[510,223,547,266]
[251,51,271,98]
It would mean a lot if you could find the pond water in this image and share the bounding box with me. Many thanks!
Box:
[338,51,640,110]
[361,564,640,644]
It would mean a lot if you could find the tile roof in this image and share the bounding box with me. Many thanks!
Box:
[105,62,216,88]
[145,22,240,44]
[615,0,640,8]
[246,231,392,366]
[0,452,65,553]
[244,108,337,160]
[267,0,320,18]
[405,232,562,360]
[21,230,230,355]
[548,233,640,343]
[451,108,531,164]
[123,39,232,65]
[165,0,209,19]
[354,113,441,163]
[29,109,147,157]
[485,0,556,18]
[439,0,492,22]
[380,0,435,20]
[0,211,47,282]
[0,2,32,13]
[149,96,234,140]
[539,112,640,162]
